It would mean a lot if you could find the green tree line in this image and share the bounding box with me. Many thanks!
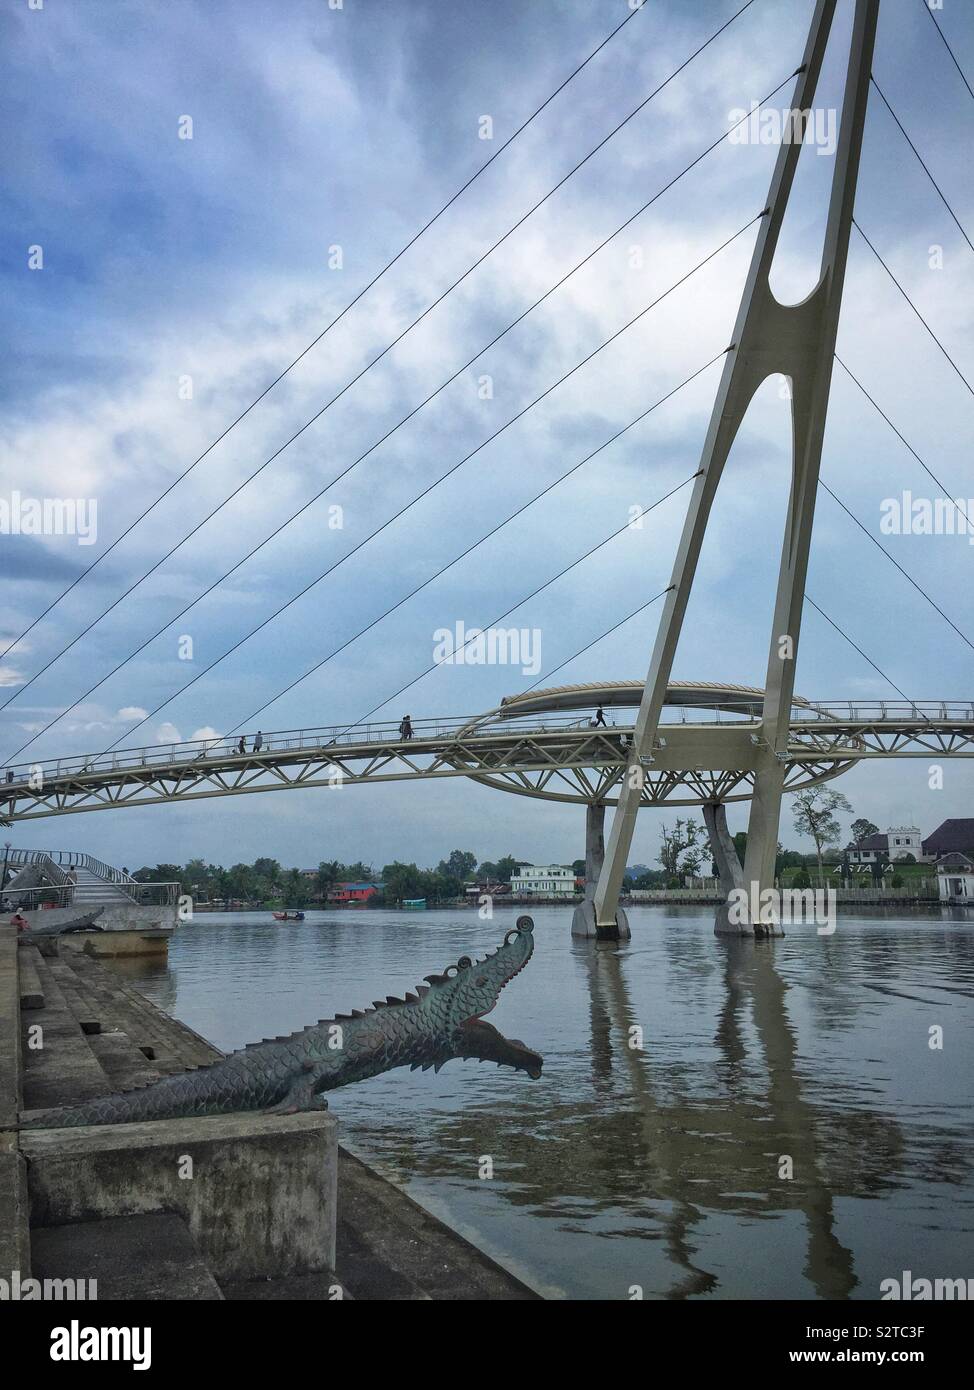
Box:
[133,850,524,907]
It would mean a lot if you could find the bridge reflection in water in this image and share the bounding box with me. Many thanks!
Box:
[589,937,870,1299]
[126,906,973,1300]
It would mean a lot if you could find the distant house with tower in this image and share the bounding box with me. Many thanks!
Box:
[846,825,926,865]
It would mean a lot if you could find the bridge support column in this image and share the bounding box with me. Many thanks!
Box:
[703,802,773,937]
[592,0,878,936]
[572,802,629,940]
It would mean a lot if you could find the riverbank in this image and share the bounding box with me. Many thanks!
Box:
[2,925,538,1301]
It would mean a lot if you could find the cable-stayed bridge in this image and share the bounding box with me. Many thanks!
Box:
[3,0,972,939]
[3,685,974,824]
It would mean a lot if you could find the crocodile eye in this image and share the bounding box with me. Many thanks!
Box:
[457,956,472,968]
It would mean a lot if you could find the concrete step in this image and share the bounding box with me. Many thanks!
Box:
[19,953,113,1110]
[0,1144,30,1279]
[61,959,186,1067]
[335,1149,539,1301]
[0,926,21,1130]
[221,1270,353,1300]
[47,959,100,1035]
[65,954,220,1071]
[17,944,45,1010]
[87,1031,163,1093]
[61,969,180,1071]
[30,1213,225,1300]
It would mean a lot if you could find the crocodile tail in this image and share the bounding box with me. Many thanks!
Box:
[20,1072,203,1129]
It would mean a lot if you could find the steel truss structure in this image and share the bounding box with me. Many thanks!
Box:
[3,712,971,824]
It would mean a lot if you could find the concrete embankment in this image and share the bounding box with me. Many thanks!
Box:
[1,925,538,1301]
[18,904,175,958]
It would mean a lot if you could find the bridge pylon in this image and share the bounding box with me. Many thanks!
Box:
[593,0,880,937]
[572,800,632,940]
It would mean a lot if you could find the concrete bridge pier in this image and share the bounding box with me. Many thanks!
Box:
[703,801,783,938]
[704,801,747,937]
[572,801,630,940]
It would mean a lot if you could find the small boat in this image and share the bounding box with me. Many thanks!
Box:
[402,898,427,910]
[272,910,305,922]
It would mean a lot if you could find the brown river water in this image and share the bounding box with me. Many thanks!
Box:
[126,904,974,1300]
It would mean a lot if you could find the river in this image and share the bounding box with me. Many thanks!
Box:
[126,904,974,1300]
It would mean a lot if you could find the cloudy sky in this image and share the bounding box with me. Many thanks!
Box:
[1,0,971,875]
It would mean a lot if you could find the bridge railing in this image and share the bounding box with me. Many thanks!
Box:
[4,846,138,887]
[2,701,972,791]
[2,881,180,910]
[0,714,599,785]
[791,700,974,723]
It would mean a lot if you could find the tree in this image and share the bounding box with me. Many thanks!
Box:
[253,858,282,886]
[215,869,232,904]
[344,861,375,881]
[632,868,666,888]
[281,868,306,907]
[479,855,518,885]
[869,850,891,885]
[658,819,704,882]
[226,863,255,902]
[433,850,477,899]
[440,850,477,881]
[850,818,879,846]
[791,788,852,885]
[132,864,181,883]
[494,855,519,884]
[316,860,342,900]
[777,848,804,870]
[381,862,424,904]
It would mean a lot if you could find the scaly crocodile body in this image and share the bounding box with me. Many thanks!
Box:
[21,918,541,1128]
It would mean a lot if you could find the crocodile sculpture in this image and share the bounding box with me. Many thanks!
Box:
[21,917,542,1128]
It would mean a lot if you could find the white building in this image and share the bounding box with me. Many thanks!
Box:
[886,826,927,860]
[847,824,927,865]
[936,854,974,906]
[510,864,576,896]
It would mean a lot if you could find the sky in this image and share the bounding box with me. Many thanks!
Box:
[1,0,972,875]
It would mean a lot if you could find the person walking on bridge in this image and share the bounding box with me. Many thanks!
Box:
[254,730,264,753]
[237,735,246,755]
[594,705,607,728]
[399,715,413,741]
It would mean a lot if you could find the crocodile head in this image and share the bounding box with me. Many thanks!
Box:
[427,917,542,1079]
[455,1017,544,1079]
